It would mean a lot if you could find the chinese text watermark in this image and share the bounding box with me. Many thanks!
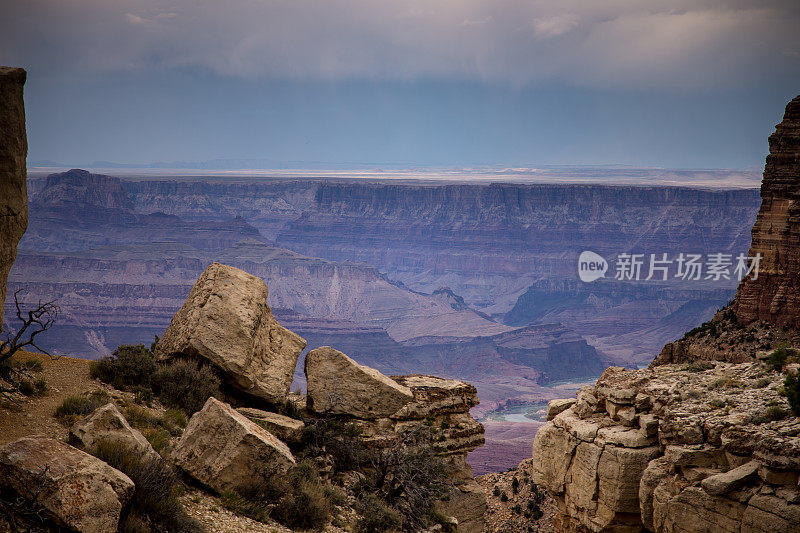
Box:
[578,251,761,283]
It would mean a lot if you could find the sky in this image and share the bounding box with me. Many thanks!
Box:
[2,0,799,169]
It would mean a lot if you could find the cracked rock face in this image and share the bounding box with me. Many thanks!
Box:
[734,94,800,328]
[0,67,27,327]
[154,262,307,403]
[531,364,800,532]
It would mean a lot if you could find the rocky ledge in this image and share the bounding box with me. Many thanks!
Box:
[531,362,800,532]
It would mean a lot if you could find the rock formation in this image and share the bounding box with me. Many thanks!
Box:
[236,407,305,443]
[531,364,800,532]
[68,403,160,464]
[0,436,134,533]
[733,95,800,328]
[305,346,414,418]
[0,67,27,328]
[154,262,307,404]
[171,397,296,495]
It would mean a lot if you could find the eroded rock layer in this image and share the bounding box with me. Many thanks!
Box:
[0,67,27,326]
[531,364,800,532]
[734,95,800,328]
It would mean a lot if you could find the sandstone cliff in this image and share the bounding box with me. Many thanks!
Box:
[733,95,800,327]
[0,67,27,328]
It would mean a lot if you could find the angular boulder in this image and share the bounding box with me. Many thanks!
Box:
[0,436,134,533]
[154,262,306,403]
[305,346,413,419]
[69,403,159,462]
[0,67,28,327]
[236,407,305,443]
[172,397,296,494]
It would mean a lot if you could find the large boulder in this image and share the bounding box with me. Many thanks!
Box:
[305,346,414,419]
[0,67,28,328]
[171,397,296,495]
[69,403,159,462]
[154,262,306,403]
[0,436,134,533]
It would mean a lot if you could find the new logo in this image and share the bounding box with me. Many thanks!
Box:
[578,251,607,283]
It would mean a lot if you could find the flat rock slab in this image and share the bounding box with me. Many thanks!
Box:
[154,262,306,403]
[236,407,305,443]
[69,403,159,462]
[172,397,296,495]
[701,461,760,495]
[305,346,413,419]
[0,436,134,533]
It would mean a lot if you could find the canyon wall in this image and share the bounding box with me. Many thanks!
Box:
[734,95,800,328]
[0,67,27,328]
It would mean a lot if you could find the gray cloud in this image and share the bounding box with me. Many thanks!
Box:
[2,0,799,89]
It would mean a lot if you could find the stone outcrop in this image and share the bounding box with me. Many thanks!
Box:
[68,403,159,463]
[531,364,800,532]
[0,436,134,533]
[154,262,307,404]
[305,346,414,418]
[734,95,800,328]
[0,67,27,328]
[171,397,296,495]
[236,407,305,443]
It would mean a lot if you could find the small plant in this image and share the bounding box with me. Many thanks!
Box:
[164,408,188,430]
[90,344,157,390]
[54,390,110,422]
[708,399,726,409]
[219,491,271,523]
[512,504,522,514]
[18,359,43,372]
[500,491,509,502]
[91,439,202,532]
[512,477,519,494]
[766,347,798,372]
[492,485,501,497]
[133,386,154,405]
[146,428,172,454]
[763,405,788,422]
[354,493,402,533]
[18,379,35,396]
[152,360,221,415]
[752,377,771,389]
[710,377,742,390]
[783,373,800,415]
[272,461,331,530]
[682,361,715,372]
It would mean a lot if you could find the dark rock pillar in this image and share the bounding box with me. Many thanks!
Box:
[0,67,28,329]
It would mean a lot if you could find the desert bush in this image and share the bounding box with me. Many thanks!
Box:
[145,428,171,454]
[783,373,800,415]
[219,492,271,523]
[17,379,35,397]
[682,361,714,373]
[492,485,501,497]
[752,377,771,389]
[354,494,402,533]
[54,390,111,422]
[164,408,188,431]
[152,360,221,415]
[767,348,796,372]
[762,405,788,422]
[272,461,331,530]
[300,417,369,472]
[90,344,157,390]
[91,440,202,533]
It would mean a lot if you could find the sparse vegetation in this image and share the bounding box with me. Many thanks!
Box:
[783,373,800,415]
[272,461,332,530]
[219,491,271,523]
[752,377,771,389]
[762,405,788,422]
[354,493,402,533]
[152,359,221,415]
[90,344,157,390]
[91,440,202,533]
[708,399,726,409]
[54,390,111,423]
[767,347,798,372]
[682,361,715,373]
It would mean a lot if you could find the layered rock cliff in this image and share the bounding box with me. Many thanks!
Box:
[0,67,27,327]
[733,95,800,328]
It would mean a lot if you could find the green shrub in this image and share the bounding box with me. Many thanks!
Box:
[164,408,188,430]
[219,492,271,523]
[682,361,714,373]
[354,494,402,533]
[272,461,331,530]
[55,390,110,421]
[90,344,157,390]
[19,358,43,372]
[492,485,501,497]
[708,399,726,409]
[512,477,519,494]
[146,428,171,454]
[133,386,154,405]
[300,418,368,472]
[783,373,800,415]
[763,405,788,422]
[500,491,509,502]
[752,377,771,389]
[512,504,522,514]
[125,405,163,429]
[767,347,798,372]
[18,379,35,396]
[91,440,201,533]
[152,360,221,415]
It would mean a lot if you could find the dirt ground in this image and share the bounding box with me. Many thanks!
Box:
[0,350,97,445]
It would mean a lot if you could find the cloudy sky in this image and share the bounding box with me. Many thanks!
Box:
[2,0,799,168]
